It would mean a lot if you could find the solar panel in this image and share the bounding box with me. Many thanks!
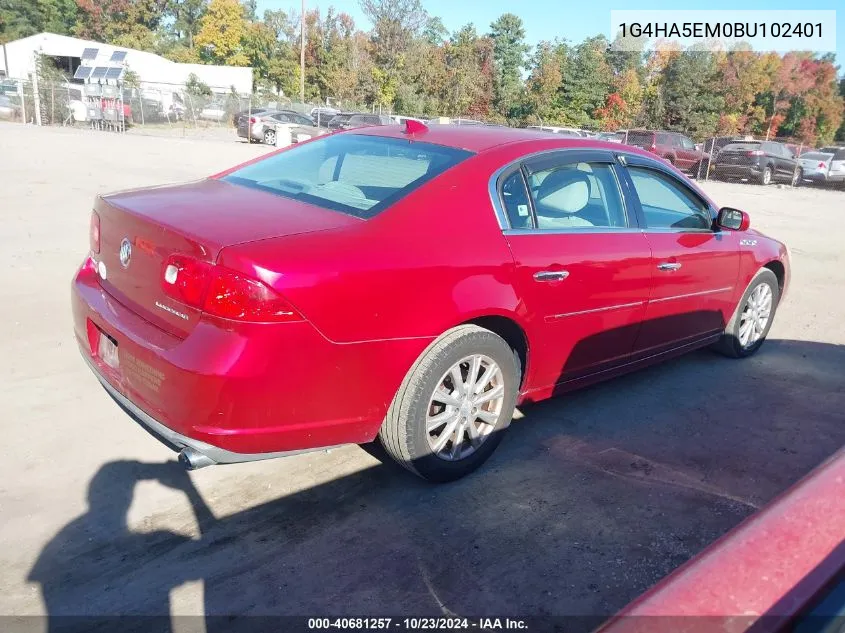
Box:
[109,51,127,63]
[89,67,108,80]
[105,67,124,80]
[73,66,93,80]
[81,48,99,61]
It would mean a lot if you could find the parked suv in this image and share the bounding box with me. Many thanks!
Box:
[624,130,710,175]
[712,140,801,186]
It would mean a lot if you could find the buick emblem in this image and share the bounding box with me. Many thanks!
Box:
[119,238,132,268]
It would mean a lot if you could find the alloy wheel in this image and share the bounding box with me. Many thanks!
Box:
[763,167,772,185]
[264,130,276,145]
[425,354,505,461]
[738,283,773,348]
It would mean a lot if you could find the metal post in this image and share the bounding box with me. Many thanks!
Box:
[299,0,305,104]
[705,138,714,181]
[18,79,26,123]
[50,83,54,124]
[31,71,42,126]
[792,142,803,187]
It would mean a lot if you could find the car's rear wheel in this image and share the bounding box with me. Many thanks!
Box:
[263,129,276,145]
[760,165,773,185]
[378,325,519,482]
[713,268,780,358]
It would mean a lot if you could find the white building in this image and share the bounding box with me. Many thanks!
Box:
[0,32,253,95]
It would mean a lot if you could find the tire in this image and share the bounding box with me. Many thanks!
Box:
[263,129,276,145]
[791,168,802,187]
[759,165,772,185]
[712,268,780,358]
[378,324,520,483]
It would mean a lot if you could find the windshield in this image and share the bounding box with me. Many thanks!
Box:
[222,133,473,219]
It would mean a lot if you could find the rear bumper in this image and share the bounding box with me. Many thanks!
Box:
[803,171,845,183]
[72,260,430,457]
[85,354,343,464]
[713,164,761,178]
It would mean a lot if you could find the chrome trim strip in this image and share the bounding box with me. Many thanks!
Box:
[505,227,643,236]
[546,300,645,321]
[487,146,640,232]
[650,286,734,303]
[84,356,348,465]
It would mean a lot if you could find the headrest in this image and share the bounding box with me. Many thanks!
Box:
[536,169,591,214]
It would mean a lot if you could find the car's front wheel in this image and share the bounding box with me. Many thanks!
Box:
[379,325,520,482]
[713,268,780,358]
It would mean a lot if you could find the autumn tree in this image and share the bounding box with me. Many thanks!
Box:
[194,0,249,66]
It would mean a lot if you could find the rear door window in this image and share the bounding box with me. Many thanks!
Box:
[222,134,473,219]
[522,160,628,230]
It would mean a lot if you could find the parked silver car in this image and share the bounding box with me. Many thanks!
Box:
[799,148,845,188]
[238,110,320,144]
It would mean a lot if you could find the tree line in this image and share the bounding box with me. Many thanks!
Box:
[2,0,843,143]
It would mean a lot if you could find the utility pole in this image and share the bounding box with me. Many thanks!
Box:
[299,0,305,103]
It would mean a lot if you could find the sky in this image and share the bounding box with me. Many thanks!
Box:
[256,0,844,73]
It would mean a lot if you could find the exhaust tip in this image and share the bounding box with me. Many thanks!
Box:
[178,447,215,470]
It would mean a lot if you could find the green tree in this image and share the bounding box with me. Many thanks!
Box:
[560,35,612,127]
[1,0,79,43]
[169,0,208,49]
[488,13,528,117]
[194,0,249,65]
[660,46,724,138]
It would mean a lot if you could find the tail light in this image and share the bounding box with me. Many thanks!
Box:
[249,117,257,124]
[818,162,827,169]
[649,143,657,152]
[747,150,764,156]
[161,254,303,323]
[90,211,100,254]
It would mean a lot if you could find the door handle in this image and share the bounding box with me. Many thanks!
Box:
[657,262,682,271]
[534,270,569,282]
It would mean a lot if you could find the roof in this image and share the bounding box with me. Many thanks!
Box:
[353,123,564,152]
[1,32,252,93]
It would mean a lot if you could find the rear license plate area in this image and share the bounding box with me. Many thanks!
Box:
[97,329,119,369]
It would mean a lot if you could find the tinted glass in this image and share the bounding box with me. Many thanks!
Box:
[626,131,654,148]
[500,171,533,229]
[723,142,761,152]
[222,134,473,219]
[680,136,695,149]
[524,161,627,229]
[627,167,711,230]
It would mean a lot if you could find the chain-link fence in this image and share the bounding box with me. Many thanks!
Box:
[1,76,391,142]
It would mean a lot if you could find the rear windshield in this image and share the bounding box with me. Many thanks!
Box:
[625,131,654,147]
[722,142,761,151]
[222,134,473,219]
[801,152,833,161]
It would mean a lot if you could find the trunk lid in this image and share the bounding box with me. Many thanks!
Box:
[95,178,359,337]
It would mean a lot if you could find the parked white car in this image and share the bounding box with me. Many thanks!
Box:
[199,103,227,122]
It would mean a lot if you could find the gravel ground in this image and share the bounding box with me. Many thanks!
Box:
[1,122,843,629]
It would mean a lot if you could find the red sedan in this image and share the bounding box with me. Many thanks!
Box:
[72,124,790,482]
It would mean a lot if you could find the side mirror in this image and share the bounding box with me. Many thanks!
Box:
[716,207,750,231]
